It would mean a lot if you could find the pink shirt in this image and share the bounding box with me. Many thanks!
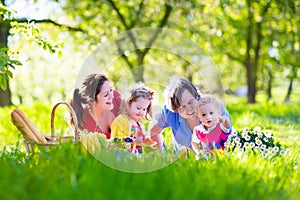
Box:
[194,123,230,150]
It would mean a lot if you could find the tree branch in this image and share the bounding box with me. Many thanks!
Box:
[115,37,135,70]
[16,18,84,32]
[142,3,172,56]
[107,0,130,30]
[254,1,271,70]
[226,53,244,64]
[107,0,141,54]
[130,0,145,28]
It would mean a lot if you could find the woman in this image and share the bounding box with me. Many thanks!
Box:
[70,73,121,139]
[149,77,231,152]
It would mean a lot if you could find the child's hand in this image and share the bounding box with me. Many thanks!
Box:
[201,143,210,154]
[142,137,157,147]
[195,153,200,161]
[137,130,146,138]
[199,143,209,161]
[201,152,209,161]
[219,116,230,129]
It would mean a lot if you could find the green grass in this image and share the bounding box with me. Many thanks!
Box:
[0,97,299,200]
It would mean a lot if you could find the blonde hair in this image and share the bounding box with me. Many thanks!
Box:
[121,83,153,121]
[197,94,220,113]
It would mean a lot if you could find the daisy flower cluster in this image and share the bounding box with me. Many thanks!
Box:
[224,126,284,157]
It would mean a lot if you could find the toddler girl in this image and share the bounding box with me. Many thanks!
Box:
[110,83,157,154]
[192,94,231,160]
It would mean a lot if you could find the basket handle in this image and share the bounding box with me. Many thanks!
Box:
[51,101,79,142]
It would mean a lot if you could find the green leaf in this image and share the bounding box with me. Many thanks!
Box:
[0,47,9,52]
[6,70,13,78]
[0,59,6,70]
[0,74,7,90]
[9,59,22,65]
[7,63,15,69]
[58,50,63,58]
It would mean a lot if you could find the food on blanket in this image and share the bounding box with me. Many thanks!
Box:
[142,137,157,147]
[135,130,157,147]
[11,108,47,143]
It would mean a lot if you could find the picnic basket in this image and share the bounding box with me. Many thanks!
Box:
[10,101,80,153]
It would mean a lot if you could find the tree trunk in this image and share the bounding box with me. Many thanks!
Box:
[284,78,293,102]
[134,54,144,82]
[245,62,256,103]
[244,0,256,104]
[0,79,12,106]
[0,19,12,107]
[267,67,272,101]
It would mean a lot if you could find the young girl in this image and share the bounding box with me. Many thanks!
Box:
[110,83,157,154]
[192,94,231,160]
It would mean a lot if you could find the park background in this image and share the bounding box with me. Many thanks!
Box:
[0,0,299,199]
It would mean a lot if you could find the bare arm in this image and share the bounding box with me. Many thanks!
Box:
[219,102,232,129]
[149,123,164,150]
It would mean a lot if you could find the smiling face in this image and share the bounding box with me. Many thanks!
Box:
[94,80,114,111]
[176,89,198,119]
[198,103,220,129]
[128,97,151,122]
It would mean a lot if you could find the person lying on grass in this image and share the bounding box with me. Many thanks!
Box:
[69,73,122,139]
[191,94,231,160]
[110,83,157,155]
[149,77,232,156]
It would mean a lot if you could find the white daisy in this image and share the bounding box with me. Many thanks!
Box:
[232,130,238,136]
[243,127,250,133]
[255,139,262,146]
[263,137,269,143]
[244,142,250,149]
[242,132,248,139]
[273,146,280,153]
[261,144,267,150]
[264,130,272,138]
[253,146,260,152]
[224,141,230,148]
[237,143,242,148]
[234,137,241,143]
[237,148,244,153]
[253,126,261,133]
[270,149,277,155]
[245,135,251,141]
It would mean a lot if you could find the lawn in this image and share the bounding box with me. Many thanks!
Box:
[0,96,299,200]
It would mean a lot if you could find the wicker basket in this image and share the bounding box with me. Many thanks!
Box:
[11,101,80,153]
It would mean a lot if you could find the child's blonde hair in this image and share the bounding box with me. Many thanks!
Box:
[122,83,154,120]
[197,94,220,113]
